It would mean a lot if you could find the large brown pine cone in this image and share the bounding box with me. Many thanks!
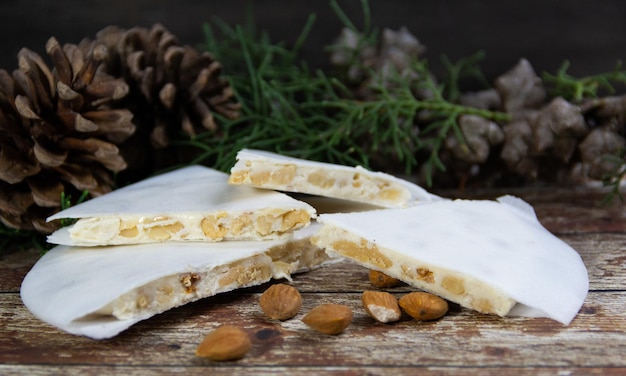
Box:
[0,38,135,233]
[84,23,241,174]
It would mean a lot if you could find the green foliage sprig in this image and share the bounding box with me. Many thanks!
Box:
[543,60,626,101]
[601,148,626,204]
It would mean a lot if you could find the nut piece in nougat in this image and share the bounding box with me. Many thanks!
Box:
[311,196,589,325]
[20,223,337,339]
[46,165,316,246]
[228,148,440,208]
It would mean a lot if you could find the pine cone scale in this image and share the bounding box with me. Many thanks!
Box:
[17,49,55,111]
[0,186,34,215]
[45,37,74,86]
[33,140,68,167]
[14,95,41,119]
[0,148,40,183]
[27,177,63,207]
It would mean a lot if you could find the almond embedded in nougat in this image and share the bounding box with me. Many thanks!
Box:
[259,283,302,320]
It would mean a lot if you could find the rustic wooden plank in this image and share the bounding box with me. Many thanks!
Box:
[0,248,40,292]
[1,364,625,376]
[2,365,625,376]
[2,290,625,368]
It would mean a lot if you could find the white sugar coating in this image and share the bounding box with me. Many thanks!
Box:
[21,223,335,339]
[228,148,441,208]
[46,165,316,246]
[313,196,589,325]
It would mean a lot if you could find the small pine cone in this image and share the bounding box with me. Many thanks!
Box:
[86,24,240,171]
[445,114,504,164]
[494,59,546,117]
[500,119,539,179]
[578,127,626,180]
[528,97,588,162]
[0,38,135,233]
[330,26,428,98]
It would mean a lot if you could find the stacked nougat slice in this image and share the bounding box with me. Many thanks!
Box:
[20,165,338,339]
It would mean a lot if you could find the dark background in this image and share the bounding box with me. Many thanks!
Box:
[1,0,625,82]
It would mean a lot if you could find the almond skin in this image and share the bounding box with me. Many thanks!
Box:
[399,292,448,321]
[368,269,401,288]
[362,291,401,323]
[302,303,353,335]
[195,325,251,361]
[259,283,302,320]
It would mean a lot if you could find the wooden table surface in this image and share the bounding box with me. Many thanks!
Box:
[1,187,625,375]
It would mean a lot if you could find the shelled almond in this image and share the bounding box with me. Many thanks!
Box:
[259,283,302,320]
[302,303,353,335]
[399,292,449,321]
[362,291,401,323]
[195,325,251,361]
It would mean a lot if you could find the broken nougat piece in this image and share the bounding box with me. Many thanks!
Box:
[228,148,440,208]
[311,196,589,325]
[21,223,337,339]
[47,165,316,246]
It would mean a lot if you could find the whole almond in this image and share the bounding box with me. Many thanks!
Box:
[399,292,448,321]
[259,283,302,320]
[362,291,401,323]
[369,269,401,288]
[195,325,251,361]
[302,303,353,335]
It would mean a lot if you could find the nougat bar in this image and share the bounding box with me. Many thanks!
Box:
[47,165,315,246]
[228,149,440,208]
[21,224,336,339]
[311,196,589,325]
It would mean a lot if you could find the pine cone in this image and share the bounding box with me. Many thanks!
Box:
[0,38,135,233]
[85,24,240,174]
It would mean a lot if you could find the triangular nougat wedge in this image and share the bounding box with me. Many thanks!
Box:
[228,149,440,208]
[47,165,315,246]
[311,196,589,325]
[21,224,336,339]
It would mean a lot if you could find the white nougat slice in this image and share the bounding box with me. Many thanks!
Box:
[21,224,336,339]
[311,196,589,325]
[47,165,316,246]
[228,148,440,208]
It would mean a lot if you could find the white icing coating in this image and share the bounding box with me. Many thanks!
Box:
[46,165,316,245]
[21,223,334,339]
[313,196,589,325]
[229,148,441,208]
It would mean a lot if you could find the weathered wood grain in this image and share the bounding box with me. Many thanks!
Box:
[2,290,625,368]
[2,365,625,376]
